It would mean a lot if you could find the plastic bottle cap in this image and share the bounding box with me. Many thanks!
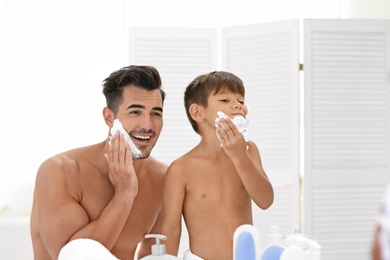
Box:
[268,226,283,245]
[145,234,167,255]
[283,228,309,250]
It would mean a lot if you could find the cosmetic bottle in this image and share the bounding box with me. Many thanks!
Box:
[305,239,321,260]
[260,226,285,260]
[139,234,178,260]
[233,224,261,260]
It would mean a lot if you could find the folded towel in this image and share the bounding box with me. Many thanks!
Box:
[110,119,142,158]
[215,109,250,145]
[58,238,118,260]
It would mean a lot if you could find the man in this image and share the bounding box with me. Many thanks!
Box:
[30,65,168,260]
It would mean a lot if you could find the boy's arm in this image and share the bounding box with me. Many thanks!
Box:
[216,118,274,209]
[234,141,274,209]
[161,162,186,256]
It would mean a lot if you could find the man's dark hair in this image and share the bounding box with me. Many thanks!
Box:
[102,65,166,115]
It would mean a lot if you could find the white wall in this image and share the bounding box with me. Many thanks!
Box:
[340,0,390,18]
[0,0,124,205]
[1,0,389,211]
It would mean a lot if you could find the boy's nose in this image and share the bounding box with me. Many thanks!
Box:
[234,102,243,109]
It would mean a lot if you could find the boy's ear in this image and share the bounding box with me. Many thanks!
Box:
[103,107,115,128]
[189,104,204,122]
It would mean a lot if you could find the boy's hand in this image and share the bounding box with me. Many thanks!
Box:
[216,118,247,158]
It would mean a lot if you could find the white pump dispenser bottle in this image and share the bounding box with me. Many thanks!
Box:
[139,234,178,260]
[268,226,283,245]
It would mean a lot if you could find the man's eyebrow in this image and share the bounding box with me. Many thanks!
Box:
[127,104,145,110]
[126,104,163,112]
[153,107,163,113]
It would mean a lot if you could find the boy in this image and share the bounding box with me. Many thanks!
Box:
[161,71,274,259]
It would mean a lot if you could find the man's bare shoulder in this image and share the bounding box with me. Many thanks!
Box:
[142,156,168,178]
[35,143,104,186]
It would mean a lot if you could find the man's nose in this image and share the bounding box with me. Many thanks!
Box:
[140,114,153,130]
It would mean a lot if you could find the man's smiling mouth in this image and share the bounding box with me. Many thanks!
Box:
[132,135,150,140]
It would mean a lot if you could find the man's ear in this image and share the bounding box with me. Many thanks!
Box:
[103,107,115,128]
[189,104,204,122]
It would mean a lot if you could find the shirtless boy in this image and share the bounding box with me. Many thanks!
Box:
[161,71,274,259]
[30,65,168,260]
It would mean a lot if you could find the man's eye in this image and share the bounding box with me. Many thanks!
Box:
[152,112,163,117]
[130,110,141,115]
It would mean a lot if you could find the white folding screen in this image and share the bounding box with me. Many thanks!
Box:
[128,27,218,258]
[128,19,390,259]
[304,19,390,260]
[221,19,301,241]
[128,27,218,165]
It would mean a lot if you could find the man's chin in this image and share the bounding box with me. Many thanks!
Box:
[137,151,150,159]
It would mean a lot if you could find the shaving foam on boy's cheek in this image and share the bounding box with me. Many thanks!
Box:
[214,108,250,146]
[110,119,142,158]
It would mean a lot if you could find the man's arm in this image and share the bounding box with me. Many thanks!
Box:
[160,162,186,256]
[136,209,164,259]
[36,134,137,259]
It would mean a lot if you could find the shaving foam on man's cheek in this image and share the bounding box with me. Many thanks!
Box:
[214,107,250,144]
[110,119,142,158]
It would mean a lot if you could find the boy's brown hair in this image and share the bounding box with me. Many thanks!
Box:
[184,71,245,133]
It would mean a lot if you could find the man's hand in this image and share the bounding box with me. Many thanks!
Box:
[105,131,138,198]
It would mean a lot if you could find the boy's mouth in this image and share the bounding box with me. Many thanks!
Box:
[232,113,246,118]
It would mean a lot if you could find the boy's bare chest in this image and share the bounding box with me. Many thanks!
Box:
[185,160,248,204]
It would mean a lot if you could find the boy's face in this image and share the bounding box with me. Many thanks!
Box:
[206,88,248,120]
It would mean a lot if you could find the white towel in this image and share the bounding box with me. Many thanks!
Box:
[183,249,204,260]
[110,119,142,158]
[58,238,118,260]
[215,109,250,145]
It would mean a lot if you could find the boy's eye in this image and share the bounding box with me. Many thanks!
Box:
[239,101,245,105]
[220,99,229,103]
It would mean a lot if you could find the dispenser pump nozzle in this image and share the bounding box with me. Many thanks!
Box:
[145,234,167,255]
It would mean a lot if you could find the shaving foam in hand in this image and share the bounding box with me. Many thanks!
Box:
[215,108,250,143]
[110,119,142,158]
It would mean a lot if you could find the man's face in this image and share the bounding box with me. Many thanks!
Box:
[115,85,163,159]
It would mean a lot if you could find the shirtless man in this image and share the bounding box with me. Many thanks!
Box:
[30,65,167,260]
[161,71,274,259]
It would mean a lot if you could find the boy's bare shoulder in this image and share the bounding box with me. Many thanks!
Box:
[166,148,206,177]
[170,148,202,167]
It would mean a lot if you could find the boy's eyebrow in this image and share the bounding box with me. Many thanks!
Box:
[216,92,244,98]
[127,104,163,112]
